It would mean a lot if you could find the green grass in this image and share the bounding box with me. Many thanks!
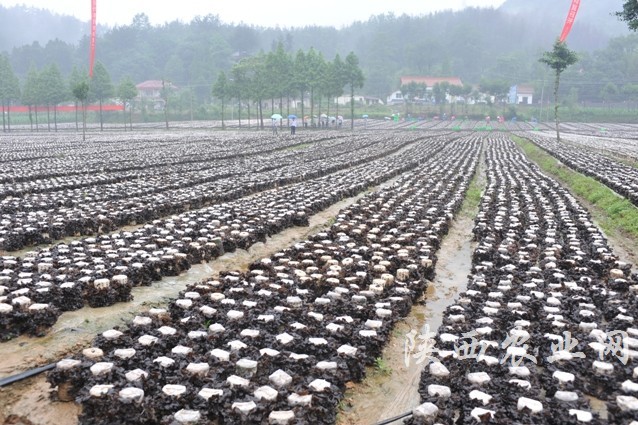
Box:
[458,162,485,220]
[513,135,638,240]
[373,357,392,376]
[463,175,484,212]
[285,143,311,151]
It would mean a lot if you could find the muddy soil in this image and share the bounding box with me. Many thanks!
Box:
[336,152,486,425]
[4,140,636,425]
[337,150,486,425]
[0,190,373,425]
[336,214,475,425]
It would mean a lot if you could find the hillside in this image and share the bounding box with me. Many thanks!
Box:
[0,2,635,105]
[0,5,88,53]
[499,0,628,41]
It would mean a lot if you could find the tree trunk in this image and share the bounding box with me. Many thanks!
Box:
[1,102,5,132]
[237,95,242,128]
[130,103,133,130]
[350,84,355,130]
[259,99,264,129]
[7,100,11,132]
[163,97,168,130]
[100,98,105,131]
[554,70,561,142]
[82,101,87,141]
[247,102,251,128]
[221,99,225,129]
[300,91,305,127]
[47,105,51,131]
[35,107,39,132]
[54,104,58,132]
[310,88,314,127]
[28,106,33,131]
[75,101,79,130]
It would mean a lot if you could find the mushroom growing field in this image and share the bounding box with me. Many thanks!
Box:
[1,127,638,425]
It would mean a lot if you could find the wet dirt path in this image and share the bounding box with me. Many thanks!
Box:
[0,187,378,425]
[336,147,486,425]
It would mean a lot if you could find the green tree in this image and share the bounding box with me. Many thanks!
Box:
[212,71,230,129]
[432,82,451,115]
[449,84,465,116]
[617,1,638,31]
[292,50,309,125]
[0,54,20,132]
[460,83,474,114]
[266,43,293,125]
[327,53,347,121]
[231,64,247,127]
[600,82,619,103]
[622,83,638,98]
[305,48,325,127]
[539,39,578,141]
[233,55,268,128]
[117,76,138,130]
[68,66,85,131]
[22,65,43,131]
[479,79,510,104]
[42,63,67,132]
[90,61,115,131]
[72,79,90,141]
[400,81,426,116]
[343,52,364,130]
[160,79,173,129]
[324,54,346,124]
[246,53,270,129]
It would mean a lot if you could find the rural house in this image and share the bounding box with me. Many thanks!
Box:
[135,80,178,110]
[509,84,535,105]
[391,76,465,104]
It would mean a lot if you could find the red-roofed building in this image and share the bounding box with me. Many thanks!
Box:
[135,80,178,110]
[399,76,463,88]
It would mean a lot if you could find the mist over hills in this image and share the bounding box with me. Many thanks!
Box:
[0,6,87,53]
[0,1,629,53]
[0,1,634,103]
[498,0,628,48]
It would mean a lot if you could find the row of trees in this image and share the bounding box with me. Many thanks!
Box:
[212,44,364,130]
[2,44,366,134]
[0,55,138,134]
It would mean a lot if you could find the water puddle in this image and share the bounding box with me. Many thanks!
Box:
[0,175,400,424]
[585,395,609,421]
[338,150,486,425]
[0,192,369,377]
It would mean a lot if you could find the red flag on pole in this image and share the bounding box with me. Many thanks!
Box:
[89,0,96,77]
[559,0,580,43]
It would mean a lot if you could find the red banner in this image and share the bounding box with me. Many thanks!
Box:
[6,105,124,113]
[559,0,580,43]
[89,0,96,77]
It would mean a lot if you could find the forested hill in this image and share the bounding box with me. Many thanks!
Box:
[0,5,88,53]
[498,0,628,45]
[0,2,632,101]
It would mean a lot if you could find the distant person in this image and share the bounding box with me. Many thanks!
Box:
[290,117,297,135]
[272,118,278,135]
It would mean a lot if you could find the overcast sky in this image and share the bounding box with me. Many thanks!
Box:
[2,0,508,28]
